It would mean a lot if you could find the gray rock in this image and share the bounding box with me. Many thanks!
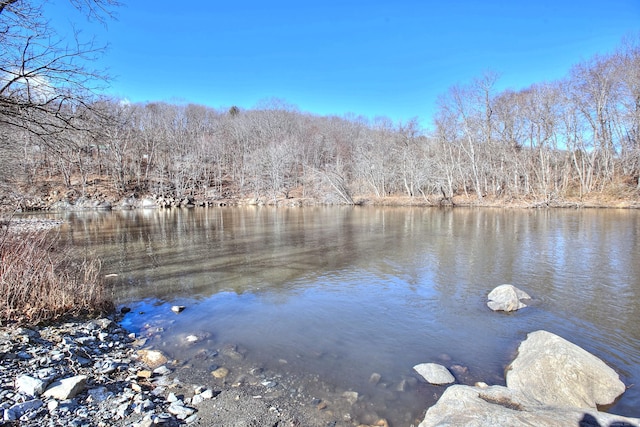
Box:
[506,330,626,408]
[413,363,455,385]
[95,359,120,374]
[167,403,195,419]
[185,413,199,423]
[153,365,172,376]
[3,408,17,422]
[137,349,168,369]
[36,367,57,382]
[115,402,130,418]
[418,384,640,427]
[369,373,381,385]
[342,391,359,405]
[153,412,176,424]
[88,386,113,402]
[199,389,214,399]
[43,375,88,400]
[16,374,47,397]
[8,399,43,419]
[487,284,531,312]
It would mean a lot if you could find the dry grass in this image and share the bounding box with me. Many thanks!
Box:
[0,228,114,325]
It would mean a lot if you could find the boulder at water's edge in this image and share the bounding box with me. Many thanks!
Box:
[418,384,640,427]
[506,330,626,409]
[419,330,635,427]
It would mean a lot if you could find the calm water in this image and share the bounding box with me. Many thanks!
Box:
[55,206,639,425]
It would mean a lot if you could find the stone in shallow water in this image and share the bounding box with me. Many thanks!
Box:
[342,391,359,405]
[211,367,229,379]
[413,363,455,385]
[221,344,244,361]
[171,306,185,314]
[487,284,531,312]
[369,373,381,385]
[419,330,636,427]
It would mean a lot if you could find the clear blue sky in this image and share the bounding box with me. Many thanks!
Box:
[50,0,640,128]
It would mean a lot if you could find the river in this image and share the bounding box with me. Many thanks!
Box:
[53,206,640,425]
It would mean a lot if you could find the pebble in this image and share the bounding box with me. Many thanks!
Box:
[199,389,214,399]
[153,366,172,376]
[0,318,190,427]
[212,367,229,379]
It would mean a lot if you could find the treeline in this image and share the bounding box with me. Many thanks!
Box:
[2,39,639,207]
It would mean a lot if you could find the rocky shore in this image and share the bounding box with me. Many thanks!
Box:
[4,190,640,214]
[0,317,207,426]
[0,317,392,427]
[4,315,639,427]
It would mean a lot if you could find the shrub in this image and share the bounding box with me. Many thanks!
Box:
[0,227,114,325]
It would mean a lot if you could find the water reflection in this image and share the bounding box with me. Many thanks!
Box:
[57,207,640,424]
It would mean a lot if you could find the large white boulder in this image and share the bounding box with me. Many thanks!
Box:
[506,330,626,408]
[419,384,640,427]
[487,284,531,312]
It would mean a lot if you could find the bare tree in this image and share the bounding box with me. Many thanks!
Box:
[0,0,118,141]
[568,54,620,189]
[435,72,500,199]
[615,36,640,189]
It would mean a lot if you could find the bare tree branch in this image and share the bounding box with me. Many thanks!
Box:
[0,0,116,144]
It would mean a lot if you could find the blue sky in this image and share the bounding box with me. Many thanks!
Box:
[50,0,639,128]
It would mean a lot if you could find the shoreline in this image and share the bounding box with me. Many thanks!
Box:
[2,187,639,213]
[0,317,400,427]
[3,313,638,427]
